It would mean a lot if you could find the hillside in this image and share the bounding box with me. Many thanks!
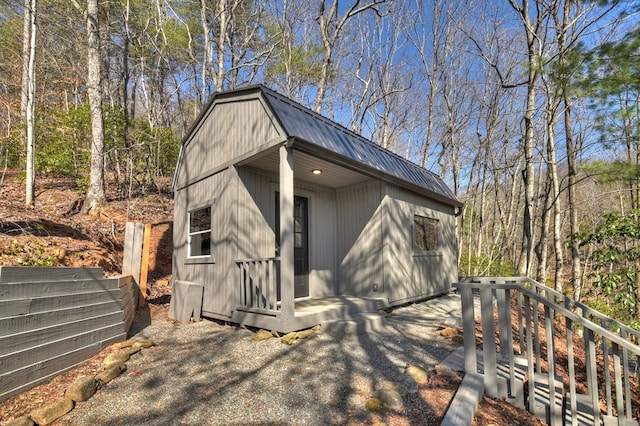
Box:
[0,171,173,292]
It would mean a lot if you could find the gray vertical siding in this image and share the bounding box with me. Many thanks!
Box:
[383,184,457,303]
[336,181,384,296]
[237,168,277,260]
[173,168,238,318]
[174,98,284,189]
[295,181,337,298]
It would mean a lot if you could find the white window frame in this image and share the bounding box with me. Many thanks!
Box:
[185,202,215,264]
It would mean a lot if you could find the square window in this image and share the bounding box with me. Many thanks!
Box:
[414,215,438,251]
[188,206,212,258]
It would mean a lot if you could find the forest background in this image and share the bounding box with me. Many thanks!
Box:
[1,0,640,328]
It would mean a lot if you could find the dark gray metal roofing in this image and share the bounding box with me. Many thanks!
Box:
[260,86,461,207]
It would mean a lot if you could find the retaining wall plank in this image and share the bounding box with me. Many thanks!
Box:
[0,323,124,373]
[0,279,120,299]
[0,267,104,283]
[0,289,121,318]
[0,333,125,401]
[0,301,123,337]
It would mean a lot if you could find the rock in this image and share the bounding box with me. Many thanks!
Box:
[365,397,388,412]
[281,332,299,345]
[111,339,154,351]
[5,416,35,426]
[280,326,319,345]
[439,327,459,338]
[65,376,97,402]
[373,381,404,409]
[95,364,127,384]
[434,364,460,381]
[131,340,155,350]
[30,398,74,425]
[254,329,273,341]
[110,340,134,350]
[103,349,132,367]
[404,363,428,385]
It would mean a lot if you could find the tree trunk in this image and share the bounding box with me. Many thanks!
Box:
[22,0,37,207]
[82,0,106,215]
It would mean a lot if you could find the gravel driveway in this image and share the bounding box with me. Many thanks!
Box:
[61,293,469,425]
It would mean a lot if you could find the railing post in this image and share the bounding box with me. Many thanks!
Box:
[279,145,295,322]
[584,326,600,425]
[480,286,498,398]
[460,285,477,374]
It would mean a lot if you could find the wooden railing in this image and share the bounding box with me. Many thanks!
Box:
[236,257,280,316]
[455,277,640,426]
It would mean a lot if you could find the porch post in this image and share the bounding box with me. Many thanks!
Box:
[279,144,295,321]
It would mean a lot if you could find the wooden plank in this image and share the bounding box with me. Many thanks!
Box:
[0,301,122,337]
[0,312,124,355]
[117,274,137,308]
[123,223,144,288]
[0,267,103,283]
[479,286,498,398]
[0,323,124,373]
[0,289,120,318]
[0,278,120,299]
[459,286,477,374]
[122,223,135,275]
[0,299,31,318]
[138,223,151,308]
[0,333,125,402]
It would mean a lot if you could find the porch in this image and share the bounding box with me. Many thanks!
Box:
[233,255,389,332]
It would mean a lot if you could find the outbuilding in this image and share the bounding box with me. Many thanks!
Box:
[169,85,462,332]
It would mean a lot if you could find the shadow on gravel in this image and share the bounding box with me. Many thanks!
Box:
[64,297,462,425]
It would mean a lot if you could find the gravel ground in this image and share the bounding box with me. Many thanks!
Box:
[61,293,471,426]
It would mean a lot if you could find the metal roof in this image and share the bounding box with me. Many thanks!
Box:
[260,86,462,207]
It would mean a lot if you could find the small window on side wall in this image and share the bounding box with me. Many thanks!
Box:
[188,205,212,261]
[414,215,438,252]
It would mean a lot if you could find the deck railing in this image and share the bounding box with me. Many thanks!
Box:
[236,257,280,316]
[455,277,640,426]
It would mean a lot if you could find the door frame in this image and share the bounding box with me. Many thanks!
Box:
[275,191,311,299]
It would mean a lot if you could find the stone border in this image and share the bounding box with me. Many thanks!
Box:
[5,340,155,426]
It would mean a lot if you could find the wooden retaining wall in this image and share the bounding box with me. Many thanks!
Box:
[0,267,136,402]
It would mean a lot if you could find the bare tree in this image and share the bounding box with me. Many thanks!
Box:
[71,0,106,214]
[314,0,387,113]
[22,0,36,206]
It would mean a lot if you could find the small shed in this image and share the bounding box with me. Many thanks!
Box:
[169,85,463,332]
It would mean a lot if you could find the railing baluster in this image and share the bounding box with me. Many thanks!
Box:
[524,294,535,414]
[497,287,509,360]
[621,329,632,421]
[612,342,624,422]
[505,288,516,400]
[565,298,578,426]
[602,320,613,416]
[534,296,541,374]
[545,304,559,425]
[518,294,524,353]
[585,326,600,425]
